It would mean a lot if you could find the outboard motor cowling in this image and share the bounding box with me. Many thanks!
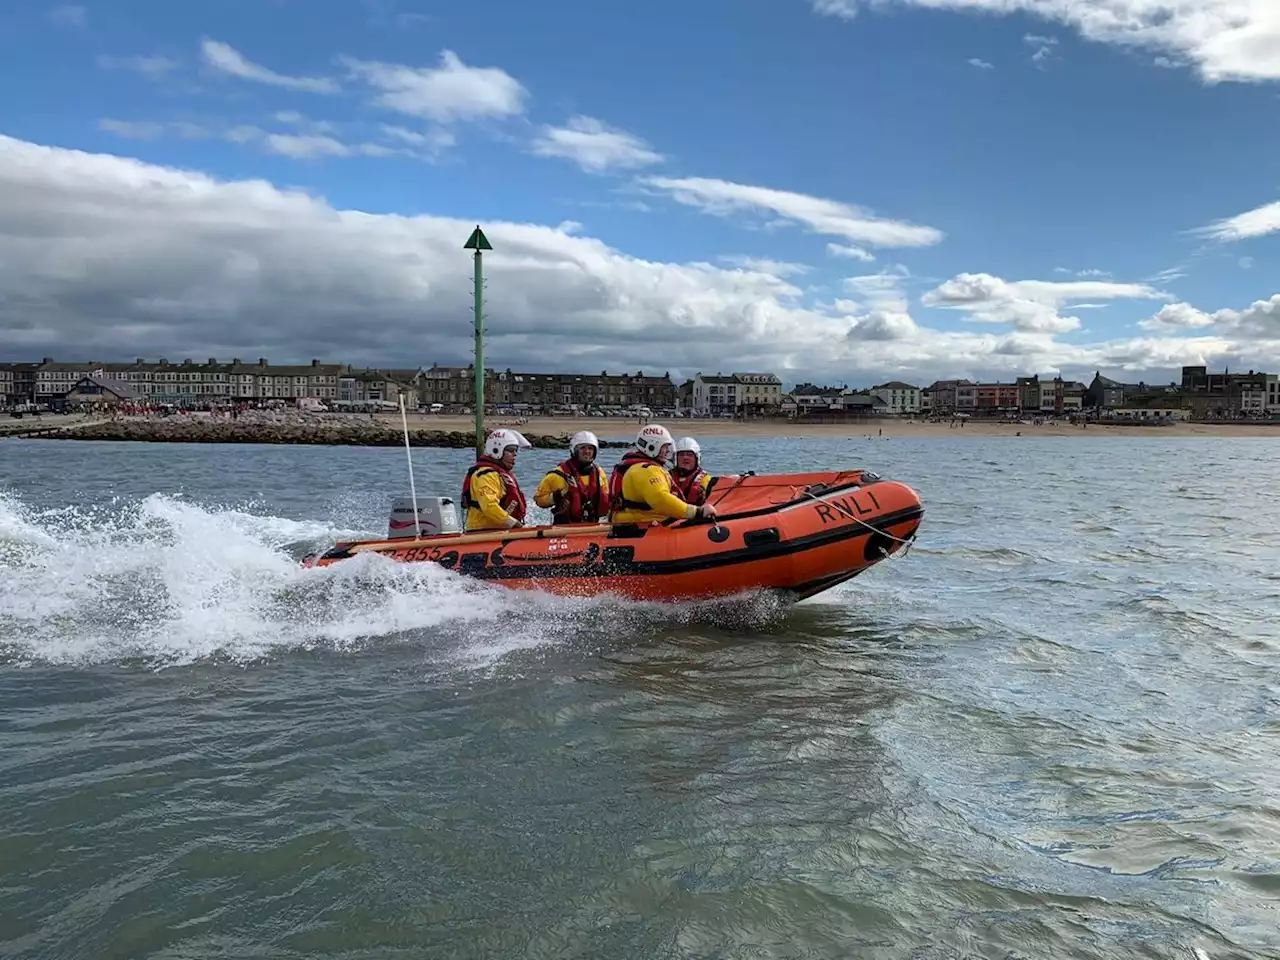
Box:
[387,497,461,539]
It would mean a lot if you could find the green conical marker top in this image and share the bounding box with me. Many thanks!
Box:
[463,226,492,250]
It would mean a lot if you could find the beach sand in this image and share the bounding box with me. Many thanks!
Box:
[387,414,1280,440]
[8,410,1278,445]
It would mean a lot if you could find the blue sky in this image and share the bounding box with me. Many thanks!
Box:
[1,0,1278,387]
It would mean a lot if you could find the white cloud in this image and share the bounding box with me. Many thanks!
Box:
[96,54,179,78]
[224,125,261,144]
[531,116,664,174]
[1022,33,1060,68]
[380,124,457,156]
[1,133,1277,386]
[967,58,995,69]
[173,123,212,140]
[249,130,401,160]
[842,264,912,310]
[847,307,921,341]
[1138,302,1216,330]
[923,272,1169,334]
[811,0,1280,84]
[264,133,356,159]
[827,242,876,262]
[1218,295,1280,338]
[97,112,439,162]
[824,269,920,343]
[379,124,423,144]
[97,119,166,140]
[98,119,213,141]
[268,112,339,135]
[719,256,812,278]
[341,50,527,123]
[1139,296,1280,339]
[199,39,339,94]
[1194,199,1280,242]
[1145,265,1187,283]
[362,0,431,29]
[811,0,859,19]
[1241,256,1255,269]
[815,267,920,346]
[639,176,944,248]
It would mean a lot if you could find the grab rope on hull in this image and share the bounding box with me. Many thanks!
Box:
[799,486,917,559]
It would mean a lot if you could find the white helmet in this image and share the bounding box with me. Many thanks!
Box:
[634,423,674,461]
[675,437,701,464]
[569,430,599,458]
[484,427,531,459]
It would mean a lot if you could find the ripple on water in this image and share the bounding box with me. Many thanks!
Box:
[3,437,1280,958]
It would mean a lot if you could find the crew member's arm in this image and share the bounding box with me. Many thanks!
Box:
[639,466,706,520]
[533,471,567,509]
[472,470,515,526]
[596,466,612,517]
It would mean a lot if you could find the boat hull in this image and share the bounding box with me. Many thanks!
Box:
[303,470,923,603]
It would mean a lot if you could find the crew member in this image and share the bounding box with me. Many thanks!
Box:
[670,436,715,505]
[533,430,609,524]
[608,424,718,525]
[461,427,531,531]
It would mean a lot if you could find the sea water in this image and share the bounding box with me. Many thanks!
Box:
[2,435,1278,958]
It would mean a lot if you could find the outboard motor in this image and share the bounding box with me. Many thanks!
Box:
[387,497,461,539]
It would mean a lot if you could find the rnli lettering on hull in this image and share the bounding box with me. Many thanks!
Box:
[812,488,880,525]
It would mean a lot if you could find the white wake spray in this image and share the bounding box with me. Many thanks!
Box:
[0,491,797,669]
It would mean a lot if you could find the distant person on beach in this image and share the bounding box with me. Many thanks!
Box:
[533,430,609,525]
[460,428,531,531]
[608,425,718,525]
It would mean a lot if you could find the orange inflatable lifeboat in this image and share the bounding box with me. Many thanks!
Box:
[302,468,924,603]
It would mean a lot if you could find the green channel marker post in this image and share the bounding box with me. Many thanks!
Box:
[463,225,492,461]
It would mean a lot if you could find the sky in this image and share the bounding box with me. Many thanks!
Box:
[1,0,1279,390]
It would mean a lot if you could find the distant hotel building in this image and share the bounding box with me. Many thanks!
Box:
[421,365,679,411]
[684,372,783,416]
[0,356,683,412]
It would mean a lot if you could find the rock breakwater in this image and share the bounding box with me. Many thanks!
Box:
[23,415,629,450]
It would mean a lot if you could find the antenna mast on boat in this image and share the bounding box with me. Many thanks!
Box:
[398,393,420,535]
[463,224,492,461]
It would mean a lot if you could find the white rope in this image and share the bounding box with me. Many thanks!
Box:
[800,487,917,556]
[704,473,916,559]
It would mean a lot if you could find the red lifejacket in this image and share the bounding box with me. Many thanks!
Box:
[672,468,710,506]
[608,450,666,519]
[461,456,528,523]
[549,459,608,524]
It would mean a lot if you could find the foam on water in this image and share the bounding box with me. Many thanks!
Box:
[0,491,597,667]
[0,491,799,669]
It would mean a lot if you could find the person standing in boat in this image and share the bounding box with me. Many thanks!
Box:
[608,424,718,524]
[533,430,610,525]
[461,428,531,531]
